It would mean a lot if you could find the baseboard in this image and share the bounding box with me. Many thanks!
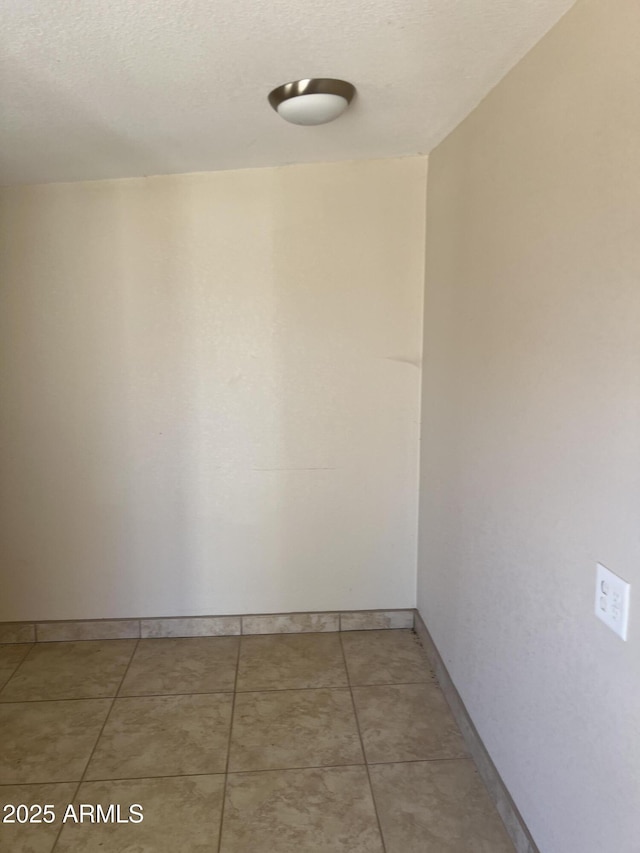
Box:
[413,609,539,853]
[0,608,414,643]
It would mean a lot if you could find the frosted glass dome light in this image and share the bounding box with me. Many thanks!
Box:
[268,79,356,126]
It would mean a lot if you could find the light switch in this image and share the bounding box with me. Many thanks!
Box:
[595,563,630,641]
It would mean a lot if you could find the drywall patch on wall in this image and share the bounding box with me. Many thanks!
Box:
[0,157,427,621]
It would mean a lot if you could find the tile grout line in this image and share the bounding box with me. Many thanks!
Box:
[0,639,145,704]
[0,642,39,698]
[338,632,388,853]
[0,677,433,705]
[49,637,140,853]
[0,756,479,789]
[215,632,242,853]
[118,679,429,700]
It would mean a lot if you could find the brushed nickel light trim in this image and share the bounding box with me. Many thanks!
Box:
[268,78,356,125]
[268,78,356,111]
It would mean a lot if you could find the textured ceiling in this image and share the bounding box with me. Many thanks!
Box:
[1,0,576,185]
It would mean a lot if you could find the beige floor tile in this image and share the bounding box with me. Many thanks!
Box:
[85,693,233,780]
[0,644,32,690]
[220,766,384,853]
[0,699,110,784]
[0,782,78,853]
[0,641,136,702]
[341,630,433,685]
[229,688,363,772]
[119,636,238,696]
[370,760,515,852]
[353,683,468,763]
[54,774,225,853]
[237,633,347,691]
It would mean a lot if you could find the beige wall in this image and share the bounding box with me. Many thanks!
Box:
[418,1,640,851]
[0,156,427,621]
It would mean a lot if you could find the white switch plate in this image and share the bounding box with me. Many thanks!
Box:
[595,563,630,640]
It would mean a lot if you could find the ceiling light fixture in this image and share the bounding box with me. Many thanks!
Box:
[268,78,356,126]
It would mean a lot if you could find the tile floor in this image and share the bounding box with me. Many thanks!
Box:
[0,630,515,852]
